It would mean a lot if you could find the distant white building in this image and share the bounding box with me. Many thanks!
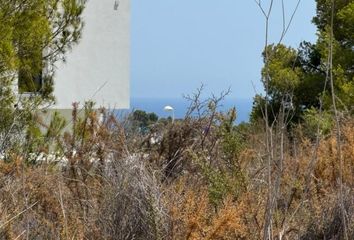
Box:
[53,0,130,110]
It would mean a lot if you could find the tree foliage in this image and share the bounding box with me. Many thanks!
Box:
[0,0,85,98]
[252,0,354,124]
[130,110,159,133]
[0,0,85,156]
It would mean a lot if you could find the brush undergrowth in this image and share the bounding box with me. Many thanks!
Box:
[0,101,353,239]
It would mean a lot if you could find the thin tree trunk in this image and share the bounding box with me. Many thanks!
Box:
[328,1,348,239]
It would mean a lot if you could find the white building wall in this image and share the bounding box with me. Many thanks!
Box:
[53,0,130,109]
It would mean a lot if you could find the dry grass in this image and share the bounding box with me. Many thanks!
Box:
[165,179,246,240]
[0,108,354,239]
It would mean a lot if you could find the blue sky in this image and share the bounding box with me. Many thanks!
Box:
[131,0,317,100]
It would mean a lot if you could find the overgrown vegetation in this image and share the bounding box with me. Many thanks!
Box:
[0,0,353,239]
[1,95,354,239]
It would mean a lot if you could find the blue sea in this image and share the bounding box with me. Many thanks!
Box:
[126,98,253,123]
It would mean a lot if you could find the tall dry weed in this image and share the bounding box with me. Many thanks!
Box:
[166,178,247,240]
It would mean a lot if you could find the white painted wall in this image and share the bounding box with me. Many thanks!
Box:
[53,0,130,109]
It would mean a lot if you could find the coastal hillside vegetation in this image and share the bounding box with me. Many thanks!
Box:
[0,0,353,239]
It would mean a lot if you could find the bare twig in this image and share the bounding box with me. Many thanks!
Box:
[0,201,38,229]
[328,1,348,239]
